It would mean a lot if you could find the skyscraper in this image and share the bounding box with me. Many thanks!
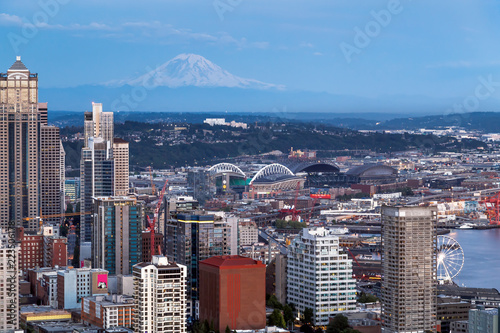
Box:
[92,196,143,275]
[287,227,357,326]
[381,206,437,333]
[113,138,129,196]
[165,214,232,305]
[40,123,65,225]
[0,57,39,231]
[80,137,114,243]
[133,256,187,333]
[199,255,266,332]
[84,102,113,148]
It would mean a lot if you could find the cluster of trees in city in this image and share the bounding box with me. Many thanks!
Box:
[275,219,307,230]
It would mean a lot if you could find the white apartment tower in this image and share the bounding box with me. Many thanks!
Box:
[381,206,437,333]
[133,256,187,333]
[287,227,357,326]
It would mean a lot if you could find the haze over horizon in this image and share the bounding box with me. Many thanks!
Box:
[2,0,500,113]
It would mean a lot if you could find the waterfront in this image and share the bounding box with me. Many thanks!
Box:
[448,228,500,291]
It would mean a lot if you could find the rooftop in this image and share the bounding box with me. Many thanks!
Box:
[8,56,29,72]
[201,255,264,268]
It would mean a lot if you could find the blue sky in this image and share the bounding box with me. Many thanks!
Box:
[1,0,500,109]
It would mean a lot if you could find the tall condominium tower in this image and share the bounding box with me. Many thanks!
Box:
[0,57,39,230]
[113,138,129,196]
[84,102,113,147]
[40,123,65,225]
[287,227,357,326]
[133,256,187,333]
[381,206,437,333]
[80,137,114,243]
[92,196,143,275]
[165,214,231,304]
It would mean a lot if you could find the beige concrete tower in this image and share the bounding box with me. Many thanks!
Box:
[84,102,113,147]
[113,138,129,196]
[381,206,437,333]
[0,57,39,230]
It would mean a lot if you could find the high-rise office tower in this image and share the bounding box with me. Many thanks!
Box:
[0,57,39,230]
[113,138,129,196]
[80,137,114,243]
[92,196,143,275]
[287,227,357,326]
[199,255,266,332]
[381,206,437,333]
[133,256,187,333]
[40,123,65,225]
[165,214,232,305]
[0,229,20,330]
[84,102,113,148]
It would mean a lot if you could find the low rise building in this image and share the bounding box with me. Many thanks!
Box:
[82,295,134,329]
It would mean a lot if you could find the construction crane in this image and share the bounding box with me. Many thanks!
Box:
[148,166,156,196]
[306,197,319,223]
[147,179,168,257]
[480,191,500,225]
[23,212,92,231]
[279,181,302,221]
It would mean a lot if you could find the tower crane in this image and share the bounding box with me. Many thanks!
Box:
[146,179,168,257]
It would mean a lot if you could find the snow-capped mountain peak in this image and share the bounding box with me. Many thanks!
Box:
[113,53,284,90]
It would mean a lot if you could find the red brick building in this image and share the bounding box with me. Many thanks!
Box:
[199,255,266,332]
[18,227,68,276]
[141,231,164,262]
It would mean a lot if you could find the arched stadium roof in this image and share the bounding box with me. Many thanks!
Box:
[208,163,246,177]
[284,160,340,174]
[250,163,294,184]
[346,164,397,177]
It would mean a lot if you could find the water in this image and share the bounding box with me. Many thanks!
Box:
[447,228,500,291]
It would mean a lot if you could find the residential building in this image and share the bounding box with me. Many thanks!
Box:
[18,226,67,276]
[468,306,499,333]
[239,221,258,246]
[92,196,143,275]
[287,227,357,326]
[381,206,437,333]
[57,268,108,310]
[0,56,39,230]
[113,138,129,196]
[132,255,187,333]
[80,137,114,243]
[199,255,266,332]
[82,295,134,329]
[40,122,64,225]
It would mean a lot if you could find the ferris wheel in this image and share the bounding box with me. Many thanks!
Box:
[436,235,465,283]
